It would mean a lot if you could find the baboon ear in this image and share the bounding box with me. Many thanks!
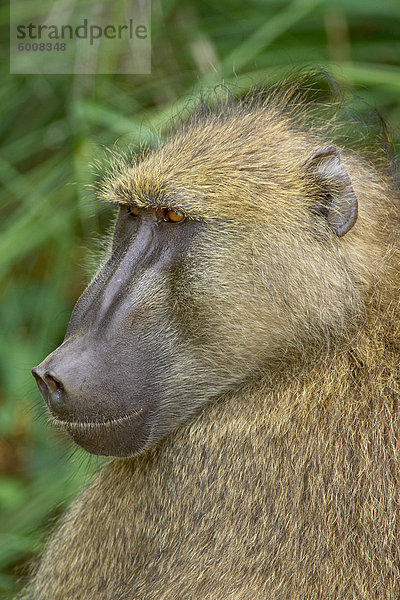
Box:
[302,145,358,237]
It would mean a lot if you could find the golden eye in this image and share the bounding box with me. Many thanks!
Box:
[166,209,185,223]
[128,206,140,217]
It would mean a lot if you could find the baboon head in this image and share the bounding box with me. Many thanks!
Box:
[32,97,365,458]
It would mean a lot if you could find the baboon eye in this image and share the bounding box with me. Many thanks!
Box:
[165,209,185,223]
[127,206,140,217]
[126,205,185,223]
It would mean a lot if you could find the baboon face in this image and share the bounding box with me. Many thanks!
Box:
[32,205,265,457]
[32,117,359,458]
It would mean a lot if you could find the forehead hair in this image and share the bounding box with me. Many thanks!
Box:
[99,87,345,223]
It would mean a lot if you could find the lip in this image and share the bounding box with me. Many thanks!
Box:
[50,407,151,457]
[51,407,145,432]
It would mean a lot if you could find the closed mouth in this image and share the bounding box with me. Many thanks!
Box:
[50,408,145,433]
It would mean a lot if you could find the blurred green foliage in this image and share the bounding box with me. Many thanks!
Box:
[1,0,399,595]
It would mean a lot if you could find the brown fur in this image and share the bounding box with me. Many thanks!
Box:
[23,86,399,599]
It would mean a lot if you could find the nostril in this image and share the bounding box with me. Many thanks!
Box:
[32,367,49,399]
[32,367,65,407]
[44,372,64,395]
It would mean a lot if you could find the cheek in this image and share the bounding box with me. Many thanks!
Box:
[173,228,327,368]
[172,246,273,367]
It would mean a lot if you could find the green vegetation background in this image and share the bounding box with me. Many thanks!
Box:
[1,0,399,595]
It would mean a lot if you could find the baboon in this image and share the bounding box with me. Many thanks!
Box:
[26,83,399,600]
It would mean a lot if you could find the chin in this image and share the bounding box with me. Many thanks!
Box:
[52,409,152,457]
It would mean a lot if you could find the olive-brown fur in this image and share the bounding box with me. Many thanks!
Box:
[23,87,400,599]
